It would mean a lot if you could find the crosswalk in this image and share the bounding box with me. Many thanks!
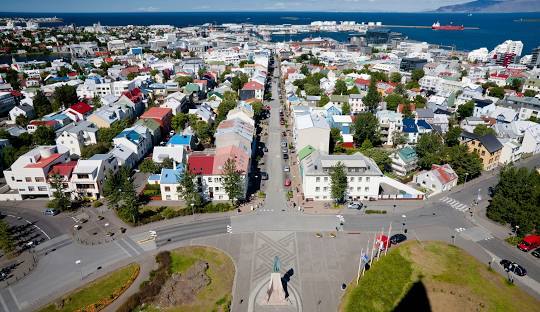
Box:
[226,225,232,234]
[440,196,469,212]
[459,226,493,242]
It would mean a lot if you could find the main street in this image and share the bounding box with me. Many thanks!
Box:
[0,63,539,311]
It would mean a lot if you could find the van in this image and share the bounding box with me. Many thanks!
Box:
[518,235,540,251]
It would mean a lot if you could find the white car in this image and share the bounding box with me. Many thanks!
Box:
[347,202,363,210]
[283,166,290,172]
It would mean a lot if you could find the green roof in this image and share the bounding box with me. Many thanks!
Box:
[184,83,200,93]
[329,95,349,103]
[135,118,160,131]
[298,145,316,161]
[397,146,418,164]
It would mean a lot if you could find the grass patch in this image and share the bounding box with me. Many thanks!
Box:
[40,263,139,312]
[340,241,539,312]
[504,235,522,246]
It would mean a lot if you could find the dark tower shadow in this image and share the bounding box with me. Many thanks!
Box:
[393,281,431,312]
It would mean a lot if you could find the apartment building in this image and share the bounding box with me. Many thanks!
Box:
[460,131,503,171]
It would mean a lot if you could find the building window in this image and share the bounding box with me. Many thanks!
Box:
[358,177,362,182]
[315,187,320,192]
[25,177,32,182]
[38,186,47,191]
[357,187,361,191]
[35,177,45,182]
[215,187,219,191]
[366,177,370,182]
[324,177,328,182]
[164,186,170,191]
[208,177,212,182]
[316,177,320,182]
[323,187,327,192]
[166,195,171,200]
[365,187,369,192]
[28,186,35,191]
[350,177,355,182]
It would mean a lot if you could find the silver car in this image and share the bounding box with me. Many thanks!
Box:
[283,166,290,172]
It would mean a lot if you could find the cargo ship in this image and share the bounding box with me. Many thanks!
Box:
[431,21,464,31]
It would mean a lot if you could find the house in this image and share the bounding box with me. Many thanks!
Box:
[189,103,215,124]
[152,146,185,164]
[460,131,503,171]
[162,92,189,115]
[9,104,35,122]
[87,101,134,128]
[402,118,432,144]
[348,94,366,114]
[48,161,78,195]
[473,99,496,117]
[55,121,98,156]
[65,102,93,122]
[521,123,540,154]
[499,96,540,121]
[414,164,458,195]
[109,145,137,169]
[71,153,118,200]
[499,138,523,164]
[167,134,196,151]
[140,107,173,132]
[331,115,353,134]
[300,149,383,201]
[112,125,153,164]
[135,118,162,145]
[293,112,330,154]
[240,81,264,101]
[328,95,349,111]
[3,146,70,198]
[390,146,418,176]
[158,167,184,201]
[27,120,61,133]
[376,110,403,146]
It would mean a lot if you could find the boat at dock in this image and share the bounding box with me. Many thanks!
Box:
[432,21,464,31]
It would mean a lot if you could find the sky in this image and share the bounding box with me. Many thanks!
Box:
[2,0,470,13]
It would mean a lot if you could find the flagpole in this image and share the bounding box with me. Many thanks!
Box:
[377,226,384,261]
[369,232,376,266]
[362,237,370,277]
[356,247,363,285]
[385,222,392,256]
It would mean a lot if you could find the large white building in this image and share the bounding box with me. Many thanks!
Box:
[293,112,330,154]
[55,121,98,156]
[490,40,524,57]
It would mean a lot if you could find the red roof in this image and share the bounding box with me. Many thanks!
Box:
[67,72,78,77]
[25,153,63,169]
[431,164,457,185]
[355,78,370,86]
[242,81,264,91]
[187,153,215,175]
[29,120,58,127]
[490,73,509,79]
[122,88,143,102]
[10,90,22,97]
[141,107,172,120]
[48,161,77,177]
[70,102,92,115]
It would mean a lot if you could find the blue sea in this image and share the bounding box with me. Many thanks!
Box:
[1,11,540,53]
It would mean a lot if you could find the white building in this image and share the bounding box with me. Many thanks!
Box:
[71,154,118,200]
[55,121,98,156]
[490,40,523,57]
[376,110,403,146]
[348,94,366,114]
[293,112,330,154]
[414,164,458,195]
[499,139,523,164]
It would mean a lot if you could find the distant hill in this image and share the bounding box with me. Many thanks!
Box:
[435,0,540,12]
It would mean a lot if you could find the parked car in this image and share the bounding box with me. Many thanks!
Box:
[283,166,290,172]
[43,208,59,216]
[518,235,540,252]
[347,202,363,210]
[261,172,269,180]
[284,178,291,187]
[281,147,288,153]
[263,147,268,152]
[488,186,495,197]
[282,153,289,160]
[500,259,527,276]
[390,234,407,245]
[281,141,287,147]
[531,248,540,258]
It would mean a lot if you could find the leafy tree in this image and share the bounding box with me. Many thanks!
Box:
[15,114,29,127]
[330,161,348,203]
[81,142,110,159]
[391,130,407,147]
[347,86,360,95]
[333,80,348,95]
[445,145,483,184]
[178,169,203,210]
[394,83,406,96]
[300,64,309,76]
[4,68,21,90]
[305,84,322,96]
[413,95,427,108]
[385,93,406,111]
[524,89,537,97]
[457,100,475,120]
[411,69,425,82]
[0,221,15,255]
[47,174,72,211]
[251,101,264,120]
[192,120,213,146]
[487,166,540,235]
[390,72,402,83]
[445,126,462,147]
[353,113,379,146]
[510,79,522,91]
[360,139,373,151]
[33,126,55,145]
[330,128,343,154]
[405,80,420,90]
[103,169,123,210]
[92,95,102,108]
[103,167,140,223]
[33,90,53,118]
[221,158,244,206]
[161,158,174,170]
[473,124,496,136]
[231,73,249,91]
[139,158,160,173]
[171,112,190,131]
[416,133,444,169]
[341,102,351,115]
[363,148,391,172]
[53,84,78,109]
[97,119,131,143]
[363,78,381,112]
[488,86,505,99]
[318,94,330,107]
[175,75,193,87]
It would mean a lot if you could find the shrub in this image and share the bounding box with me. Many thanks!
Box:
[365,209,387,214]
[92,200,103,208]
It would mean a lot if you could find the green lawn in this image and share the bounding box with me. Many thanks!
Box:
[40,263,139,312]
[340,241,539,312]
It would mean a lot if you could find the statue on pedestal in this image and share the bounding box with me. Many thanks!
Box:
[263,256,288,305]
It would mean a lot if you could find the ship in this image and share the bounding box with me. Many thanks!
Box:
[432,21,464,31]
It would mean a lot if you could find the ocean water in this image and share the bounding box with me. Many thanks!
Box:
[1,11,539,53]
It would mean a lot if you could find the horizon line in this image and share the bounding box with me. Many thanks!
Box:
[1,10,540,14]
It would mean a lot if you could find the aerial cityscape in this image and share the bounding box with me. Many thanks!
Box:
[0,1,539,312]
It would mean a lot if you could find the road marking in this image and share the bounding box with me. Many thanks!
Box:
[440,197,469,213]
[114,240,134,257]
[455,227,466,232]
[0,292,10,312]
[7,288,20,311]
[6,214,51,240]
[226,225,232,234]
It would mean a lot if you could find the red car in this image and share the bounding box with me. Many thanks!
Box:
[284,178,291,187]
[518,235,540,252]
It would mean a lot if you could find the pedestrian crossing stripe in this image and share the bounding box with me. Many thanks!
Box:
[226,225,232,233]
[440,197,469,212]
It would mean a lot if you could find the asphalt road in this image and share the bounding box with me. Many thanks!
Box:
[0,202,71,239]
[154,218,230,247]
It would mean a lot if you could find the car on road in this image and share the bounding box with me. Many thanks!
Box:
[284,178,291,187]
[518,234,540,251]
[281,147,288,153]
[488,186,495,197]
[532,248,540,258]
[280,120,285,125]
[261,172,269,180]
[281,141,287,147]
[263,147,268,152]
[43,208,59,216]
[282,153,289,160]
[283,166,290,172]
[390,234,407,245]
[347,202,363,210]
[500,259,527,276]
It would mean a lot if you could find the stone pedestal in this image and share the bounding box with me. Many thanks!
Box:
[263,272,287,305]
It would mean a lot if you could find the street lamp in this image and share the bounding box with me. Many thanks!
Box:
[451,235,455,245]
[401,214,406,233]
[75,259,83,280]
[464,173,469,184]
[191,203,195,216]
[393,204,396,214]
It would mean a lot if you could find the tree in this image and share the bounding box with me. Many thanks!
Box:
[394,83,406,96]
[15,114,29,127]
[486,166,540,235]
[33,126,55,145]
[171,112,190,131]
[353,113,379,146]
[445,126,462,147]
[221,158,244,206]
[192,120,212,146]
[473,124,496,136]
[411,69,425,82]
[104,167,140,224]
[178,169,203,210]
[416,133,444,169]
[524,89,537,97]
[390,72,402,83]
[488,86,505,99]
[333,80,348,95]
[92,95,102,108]
[33,90,52,118]
[341,102,351,115]
[81,142,110,159]
[175,75,193,87]
[0,221,15,255]
[318,94,330,107]
[385,93,406,111]
[305,84,322,96]
[445,145,483,184]
[53,84,78,109]
[300,64,309,76]
[510,79,522,91]
[360,139,373,151]
[231,73,249,91]
[139,158,160,173]
[47,174,72,211]
[330,128,343,154]
[457,100,475,120]
[363,78,381,112]
[330,161,348,203]
[363,148,391,172]
[413,95,427,109]
[391,130,407,147]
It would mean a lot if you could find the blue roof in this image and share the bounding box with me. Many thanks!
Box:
[168,134,192,146]
[43,113,68,121]
[148,174,161,182]
[116,130,141,142]
[159,168,184,184]
[402,118,418,133]
[417,120,432,130]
